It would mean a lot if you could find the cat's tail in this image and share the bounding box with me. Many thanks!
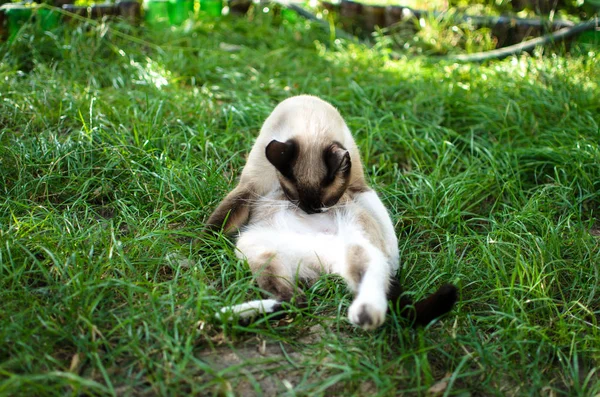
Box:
[387,279,458,327]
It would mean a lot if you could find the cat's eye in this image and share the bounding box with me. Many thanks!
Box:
[321,175,335,187]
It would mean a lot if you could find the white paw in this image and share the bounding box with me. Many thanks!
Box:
[348,298,387,330]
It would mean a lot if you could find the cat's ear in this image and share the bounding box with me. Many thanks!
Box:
[325,143,351,181]
[204,185,252,234]
[265,139,297,178]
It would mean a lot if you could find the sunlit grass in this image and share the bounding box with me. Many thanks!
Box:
[1,11,599,396]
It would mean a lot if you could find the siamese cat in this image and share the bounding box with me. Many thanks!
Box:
[206,95,457,329]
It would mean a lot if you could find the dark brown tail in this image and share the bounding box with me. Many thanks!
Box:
[387,279,458,327]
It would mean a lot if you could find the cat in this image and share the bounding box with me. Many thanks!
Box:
[206,95,457,329]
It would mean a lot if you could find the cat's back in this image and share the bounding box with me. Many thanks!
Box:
[258,95,348,144]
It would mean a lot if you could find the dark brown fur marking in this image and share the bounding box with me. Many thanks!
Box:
[357,212,386,254]
[257,269,294,301]
[356,304,374,327]
[347,244,368,287]
[265,139,298,180]
[410,284,458,326]
[274,140,354,213]
[347,183,370,195]
[323,142,350,182]
[205,186,252,234]
[322,174,350,208]
[388,279,458,327]
[250,253,303,304]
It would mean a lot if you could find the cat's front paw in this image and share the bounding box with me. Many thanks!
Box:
[348,298,387,330]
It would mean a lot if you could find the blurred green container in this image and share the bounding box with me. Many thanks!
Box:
[200,0,222,16]
[281,8,298,23]
[167,0,194,26]
[144,0,170,28]
[576,30,600,50]
[0,10,6,41]
[5,4,33,42]
[37,8,60,31]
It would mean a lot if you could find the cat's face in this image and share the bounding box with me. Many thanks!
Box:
[265,139,351,214]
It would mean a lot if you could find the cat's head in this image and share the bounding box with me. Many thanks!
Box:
[265,139,351,214]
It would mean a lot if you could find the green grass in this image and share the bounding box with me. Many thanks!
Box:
[1,11,599,396]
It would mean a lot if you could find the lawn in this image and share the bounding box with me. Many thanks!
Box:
[1,10,599,396]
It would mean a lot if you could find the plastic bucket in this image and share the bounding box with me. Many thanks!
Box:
[5,5,33,42]
[168,0,194,26]
[37,8,60,30]
[200,0,222,17]
[144,0,170,28]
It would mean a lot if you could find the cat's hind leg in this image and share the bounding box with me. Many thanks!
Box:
[341,243,391,330]
[218,234,304,322]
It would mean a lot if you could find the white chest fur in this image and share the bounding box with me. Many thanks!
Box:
[233,191,398,329]
[274,209,339,235]
[237,190,398,276]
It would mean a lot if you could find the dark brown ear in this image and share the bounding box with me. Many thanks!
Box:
[324,143,351,182]
[265,139,297,179]
[204,185,252,234]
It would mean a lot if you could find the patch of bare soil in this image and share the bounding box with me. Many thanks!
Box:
[198,324,328,396]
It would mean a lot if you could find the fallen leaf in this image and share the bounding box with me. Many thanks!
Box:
[258,339,266,356]
[210,331,227,345]
[195,320,205,332]
[428,377,449,395]
[219,43,243,52]
[69,353,83,373]
[276,316,294,327]
[282,379,294,390]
